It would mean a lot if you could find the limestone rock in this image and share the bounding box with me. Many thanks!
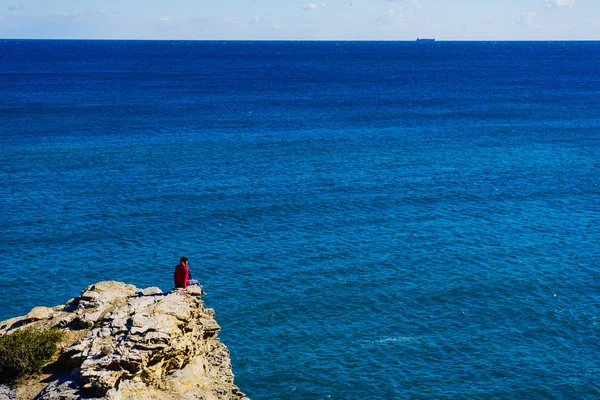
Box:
[25,307,55,322]
[0,385,16,400]
[35,378,82,400]
[0,281,245,400]
[137,287,163,297]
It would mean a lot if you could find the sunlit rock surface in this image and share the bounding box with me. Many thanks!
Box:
[0,281,246,400]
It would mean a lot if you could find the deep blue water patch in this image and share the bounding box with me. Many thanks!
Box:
[1,40,599,399]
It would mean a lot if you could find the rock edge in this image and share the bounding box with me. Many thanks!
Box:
[0,281,246,400]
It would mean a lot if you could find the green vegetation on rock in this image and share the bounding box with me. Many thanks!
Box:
[0,327,64,384]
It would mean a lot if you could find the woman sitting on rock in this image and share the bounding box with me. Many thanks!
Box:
[174,256,201,290]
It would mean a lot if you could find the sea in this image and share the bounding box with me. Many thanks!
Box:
[0,40,599,399]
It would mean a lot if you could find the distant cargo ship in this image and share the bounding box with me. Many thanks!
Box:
[416,38,435,42]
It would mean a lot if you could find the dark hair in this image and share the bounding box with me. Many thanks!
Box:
[180,256,188,263]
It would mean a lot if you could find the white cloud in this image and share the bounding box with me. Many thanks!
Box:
[545,0,575,8]
[517,11,536,25]
[303,3,325,10]
[7,4,23,11]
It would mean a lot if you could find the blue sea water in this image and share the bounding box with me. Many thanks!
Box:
[1,40,599,398]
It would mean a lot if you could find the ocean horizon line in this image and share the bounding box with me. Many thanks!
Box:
[1,37,600,42]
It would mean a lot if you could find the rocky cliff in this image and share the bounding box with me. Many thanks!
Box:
[0,281,246,400]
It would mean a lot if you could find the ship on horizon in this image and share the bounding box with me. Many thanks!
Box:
[416,38,435,42]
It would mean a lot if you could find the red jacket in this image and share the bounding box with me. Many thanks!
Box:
[174,263,190,288]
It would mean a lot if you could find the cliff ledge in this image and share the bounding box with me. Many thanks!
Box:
[0,281,246,400]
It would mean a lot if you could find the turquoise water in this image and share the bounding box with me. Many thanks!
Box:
[1,40,599,398]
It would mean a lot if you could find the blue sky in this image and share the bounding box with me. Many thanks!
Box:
[0,0,598,40]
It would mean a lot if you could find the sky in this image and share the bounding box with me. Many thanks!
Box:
[0,0,598,40]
